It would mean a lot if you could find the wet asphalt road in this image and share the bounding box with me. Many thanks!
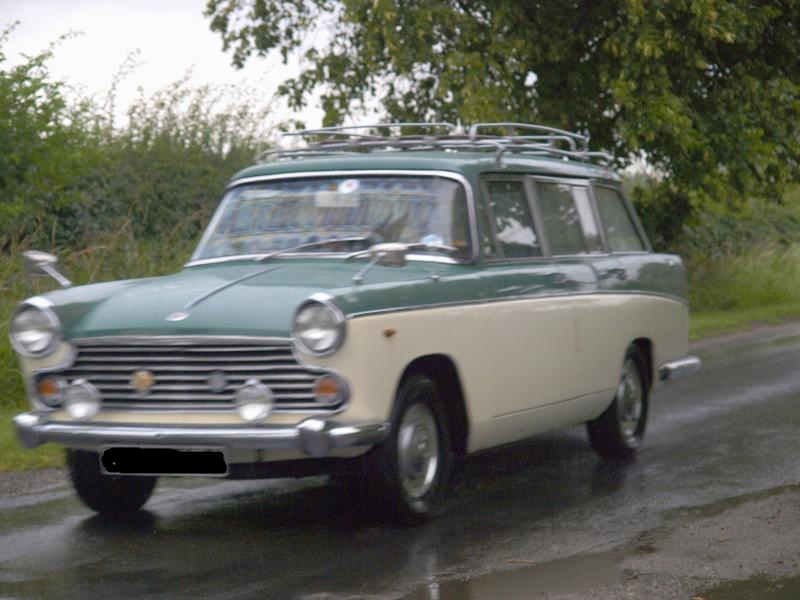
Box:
[1,330,800,599]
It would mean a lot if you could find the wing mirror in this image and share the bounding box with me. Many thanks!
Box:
[23,250,72,288]
[367,243,409,268]
[347,243,410,284]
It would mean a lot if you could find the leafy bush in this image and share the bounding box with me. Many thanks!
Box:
[0,27,275,408]
[0,25,276,250]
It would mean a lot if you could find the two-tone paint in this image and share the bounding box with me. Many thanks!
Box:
[13,151,693,465]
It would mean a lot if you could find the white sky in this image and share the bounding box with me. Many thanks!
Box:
[2,0,323,126]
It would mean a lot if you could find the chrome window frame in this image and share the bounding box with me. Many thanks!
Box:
[186,170,479,267]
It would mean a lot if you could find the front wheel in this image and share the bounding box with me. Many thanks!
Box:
[66,450,157,516]
[587,347,649,462]
[359,373,452,526]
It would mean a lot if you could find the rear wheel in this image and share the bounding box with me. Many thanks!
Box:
[66,449,157,516]
[587,347,649,461]
[359,373,452,526]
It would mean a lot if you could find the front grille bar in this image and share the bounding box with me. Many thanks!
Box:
[54,338,342,413]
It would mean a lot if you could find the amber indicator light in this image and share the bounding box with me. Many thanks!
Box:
[37,376,63,399]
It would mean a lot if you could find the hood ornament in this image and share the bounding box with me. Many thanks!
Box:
[166,311,189,322]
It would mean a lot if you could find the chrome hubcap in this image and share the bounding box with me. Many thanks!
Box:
[398,403,440,499]
[616,358,643,444]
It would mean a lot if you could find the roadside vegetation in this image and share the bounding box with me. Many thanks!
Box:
[1,14,799,470]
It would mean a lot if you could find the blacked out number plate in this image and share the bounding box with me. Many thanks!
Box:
[101,447,228,476]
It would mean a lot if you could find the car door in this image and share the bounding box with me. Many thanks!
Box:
[528,178,608,404]
[472,177,581,426]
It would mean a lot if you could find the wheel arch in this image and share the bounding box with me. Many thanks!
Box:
[631,337,654,391]
[397,354,470,458]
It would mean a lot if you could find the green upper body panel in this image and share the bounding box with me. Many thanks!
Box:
[39,254,685,342]
[31,153,686,342]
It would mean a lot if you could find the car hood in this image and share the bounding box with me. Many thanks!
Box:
[42,259,468,339]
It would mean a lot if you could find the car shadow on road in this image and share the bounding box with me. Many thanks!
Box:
[65,430,642,599]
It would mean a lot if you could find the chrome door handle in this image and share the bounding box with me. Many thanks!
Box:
[546,272,568,285]
[607,267,627,281]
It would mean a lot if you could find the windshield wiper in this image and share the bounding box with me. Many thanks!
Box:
[257,236,376,263]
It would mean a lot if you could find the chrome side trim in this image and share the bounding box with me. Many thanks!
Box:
[346,289,690,320]
[71,335,292,346]
[13,412,389,459]
[658,356,701,383]
[187,169,479,265]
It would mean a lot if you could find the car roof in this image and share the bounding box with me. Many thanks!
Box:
[230,151,621,186]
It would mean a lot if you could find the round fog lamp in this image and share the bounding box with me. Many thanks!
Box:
[63,379,101,421]
[236,379,273,423]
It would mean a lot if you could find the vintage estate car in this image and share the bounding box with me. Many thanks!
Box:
[11,123,700,525]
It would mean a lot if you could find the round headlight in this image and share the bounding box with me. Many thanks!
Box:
[293,298,346,356]
[9,300,61,358]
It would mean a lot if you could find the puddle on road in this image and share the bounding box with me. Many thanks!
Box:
[696,574,800,599]
[402,551,621,600]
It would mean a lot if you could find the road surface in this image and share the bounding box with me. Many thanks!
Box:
[1,328,799,599]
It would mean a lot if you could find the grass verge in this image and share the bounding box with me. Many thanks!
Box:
[0,406,64,471]
[689,303,800,342]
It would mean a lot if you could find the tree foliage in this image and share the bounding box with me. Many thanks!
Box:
[205,0,800,243]
[0,25,275,248]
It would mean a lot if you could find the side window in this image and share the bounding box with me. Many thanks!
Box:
[535,181,593,255]
[572,187,604,252]
[485,180,542,258]
[594,186,646,252]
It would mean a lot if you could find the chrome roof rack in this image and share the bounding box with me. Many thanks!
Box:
[256,122,612,166]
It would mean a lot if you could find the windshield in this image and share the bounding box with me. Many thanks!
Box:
[192,175,472,261]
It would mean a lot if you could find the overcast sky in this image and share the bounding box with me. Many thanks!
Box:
[2,0,323,125]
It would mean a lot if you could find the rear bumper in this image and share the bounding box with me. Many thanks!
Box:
[658,355,702,383]
[13,412,389,459]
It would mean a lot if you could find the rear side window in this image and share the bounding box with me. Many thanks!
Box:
[594,186,645,252]
[485,180,542,258]
[535,182,594,255]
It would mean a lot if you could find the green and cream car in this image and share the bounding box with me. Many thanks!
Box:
[11,123,700,524]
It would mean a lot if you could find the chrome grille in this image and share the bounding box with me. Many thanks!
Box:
[58,338,338,412]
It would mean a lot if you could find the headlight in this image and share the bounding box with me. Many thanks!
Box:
[9,299,61,358]
[292,297,346,356]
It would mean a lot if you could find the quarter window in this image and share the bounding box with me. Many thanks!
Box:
[485,180,542,258]
[535,182,591,255]
[594,187,645,252]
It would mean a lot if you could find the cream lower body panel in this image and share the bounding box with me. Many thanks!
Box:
[23,293,688,462]
[310,292,689,455]
[469,388,616,452]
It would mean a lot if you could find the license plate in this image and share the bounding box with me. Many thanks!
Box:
[100,446,228,477]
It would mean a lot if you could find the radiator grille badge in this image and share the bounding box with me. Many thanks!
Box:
[131,370,156,393]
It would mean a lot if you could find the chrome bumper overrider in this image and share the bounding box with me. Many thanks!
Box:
[658,356,702,383]
[13,412,389,459]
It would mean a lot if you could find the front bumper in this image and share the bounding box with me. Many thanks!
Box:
[13,412,389,459]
